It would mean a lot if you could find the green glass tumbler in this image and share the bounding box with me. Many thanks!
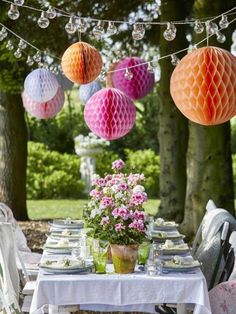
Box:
[93,249,108,274]
[138,242,151,265]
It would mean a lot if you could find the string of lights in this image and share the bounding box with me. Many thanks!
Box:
[0,1,235,78]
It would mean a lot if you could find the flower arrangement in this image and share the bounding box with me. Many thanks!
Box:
[74,132,109,150]
[84,159,148,245]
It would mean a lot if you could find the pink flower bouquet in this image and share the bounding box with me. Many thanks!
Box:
[84,159,148,245]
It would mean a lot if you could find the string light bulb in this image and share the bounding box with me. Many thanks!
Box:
[14,48,22,58]
[78,18,88,33]
[18,39,27,49]
[163,22,176,41]
[33,51,41,63]
[46,6,57,19]
[219,15,229,29]
[216,31,226,43]
[6,40,14,50]
[171,54,180,66]
[124,67,133,80]
[38,12,50,28]
[194,20,204,34]
[26,56,34,66]
[14,0,24,5]
[65,17,77,34]
[132,23,145,40]
[8,4,20,20]
[107,21,117,36]
[93,21,105,40]
[205,21,218,35]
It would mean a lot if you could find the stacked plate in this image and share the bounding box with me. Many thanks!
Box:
[49,219,84,229]
[39,258,92,274]
[153,219,179,231]
[162,257,201,273]
[151,230,185,242]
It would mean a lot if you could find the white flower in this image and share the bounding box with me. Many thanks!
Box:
[90,207,102,218]
[115,192,124,199]
[133,185,145,193]
[103,187,110,194]
[111,185,119,192]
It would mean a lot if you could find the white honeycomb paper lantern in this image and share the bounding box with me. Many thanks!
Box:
[24,68,59,103]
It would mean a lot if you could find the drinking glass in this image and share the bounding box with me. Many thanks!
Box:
[93,248,108,274]
[71,247,81,260]
[138,242,151,265]
[146,259,156,276]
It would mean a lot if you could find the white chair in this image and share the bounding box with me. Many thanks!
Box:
[0,202,41,279]
[193,201,236,289]
[0,223,21,313]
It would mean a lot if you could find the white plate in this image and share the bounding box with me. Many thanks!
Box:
[162,260,201,271]
[161,248,189,255]
[44,248,72,254]
[49,220,84,229]
[39,264,92,274]
[50,233,81,240]
[153,224,179,231]
[151,232,185,242]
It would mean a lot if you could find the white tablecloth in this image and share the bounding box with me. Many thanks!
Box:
[30,261,211,314]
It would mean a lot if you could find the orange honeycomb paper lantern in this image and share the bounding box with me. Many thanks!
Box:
[61,41,103,84]
[170,46,236,125]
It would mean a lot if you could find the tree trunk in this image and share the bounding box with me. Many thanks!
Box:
[158,0,193,222]
[0,93,28,220]
[182,0,235,236]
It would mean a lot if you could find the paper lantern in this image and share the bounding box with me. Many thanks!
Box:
[79,80,102,105]
[22,87,65,120]
[84,88,136,140]
[61,41,103,84]
[56,71,73,91]
[111,57,155,100]
[24,68,59,103]
[170,46,236,125]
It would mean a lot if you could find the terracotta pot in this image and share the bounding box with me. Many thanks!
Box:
[110,244,139,274]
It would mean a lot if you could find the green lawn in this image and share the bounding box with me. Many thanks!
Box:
[27,199,159,220]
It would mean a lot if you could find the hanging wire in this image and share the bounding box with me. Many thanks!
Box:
[1,0,235,26]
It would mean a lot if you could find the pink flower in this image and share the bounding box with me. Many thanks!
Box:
[112,159,125,171]
[115,223,125,232]
[112,207,130,220]
[90,189,103,200]
[128,219,145,232]
[128,174,145,186]
[100,216,110,225]
[132,210,146,221]
[118,183,129,191]
[130,192,147,206]
[95,178,106,187]
[101,196,114,208]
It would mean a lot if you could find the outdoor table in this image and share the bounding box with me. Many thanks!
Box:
[30,257,211,314]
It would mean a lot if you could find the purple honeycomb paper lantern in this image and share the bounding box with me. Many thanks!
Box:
[24,68,59,103]
[22,87,65,120]
[111,57,155,100]
[79,80,101,105]
[84,88,136,140]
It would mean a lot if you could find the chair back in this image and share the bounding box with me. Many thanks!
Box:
[194,207,236,289]
[0,223,21,312]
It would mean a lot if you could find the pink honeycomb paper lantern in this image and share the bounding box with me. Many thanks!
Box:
[84,88,136,140]
[22,87,65,120]
[111,57,155,100]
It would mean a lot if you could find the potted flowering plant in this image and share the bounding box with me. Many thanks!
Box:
[84,159,148,273]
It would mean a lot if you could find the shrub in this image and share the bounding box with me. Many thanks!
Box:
[125,149,160,198]
[95,150,120,176]
[27,142,84,199]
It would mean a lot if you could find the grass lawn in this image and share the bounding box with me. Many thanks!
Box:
[27,199,159,220]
